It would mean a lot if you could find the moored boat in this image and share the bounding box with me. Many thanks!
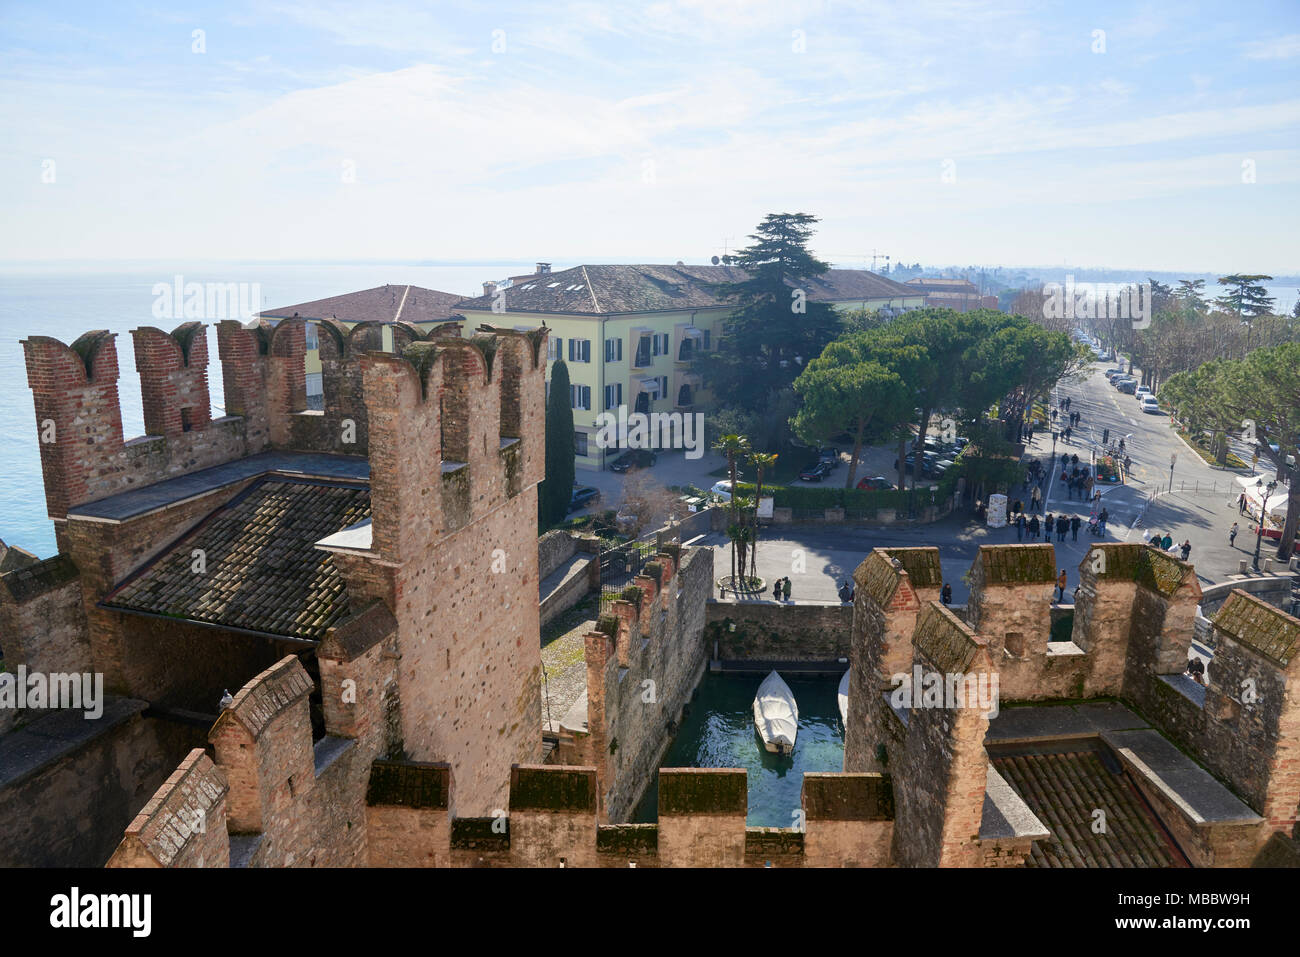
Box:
[838,670,849,727]
[753,670,799,754]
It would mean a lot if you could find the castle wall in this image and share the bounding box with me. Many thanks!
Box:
[564,544,713,822]
[0,554,90,676]
[704,599,851,661]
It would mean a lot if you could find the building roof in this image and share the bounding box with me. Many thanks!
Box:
[454,264,917,317]
[905,277,980,291]
[992,751,1188,867]
[977,543,1057,584]
[1213,590,1300,666]
[260,285,466,325]
[102,478,371,642]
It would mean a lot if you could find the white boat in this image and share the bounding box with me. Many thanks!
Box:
[838,670,850,727]
[753,670,799,754]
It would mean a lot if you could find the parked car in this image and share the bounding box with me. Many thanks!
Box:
[817,447,841,468]
[709,480,734,502]
[895,451,951,477]
[1134,386,1151,401]
[568,486,601,513]
[1116,379,1138,394]
[1140,395,1161,414]
[799,462,832,482]
[609,449,657,473]
[856,476,894,491]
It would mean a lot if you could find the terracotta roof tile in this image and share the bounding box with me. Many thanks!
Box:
[261,284,466,325]
[103,479,370,641]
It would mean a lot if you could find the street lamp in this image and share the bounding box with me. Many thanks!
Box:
[1253,478,1279,572]
[1169,453,1177,494]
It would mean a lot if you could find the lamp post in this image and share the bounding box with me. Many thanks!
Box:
[1253,478,1278,571]
[1169,453,1177,494]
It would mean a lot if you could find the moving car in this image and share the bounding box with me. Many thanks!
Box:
[1141,395,1161,414]
[608,449,657,473]
[856,475,894,491]
[799,461,832,482]
[567,486,601,513]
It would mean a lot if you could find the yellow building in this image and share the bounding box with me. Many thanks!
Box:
[455,263,923,469]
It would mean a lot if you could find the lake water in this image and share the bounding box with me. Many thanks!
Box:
[632,670,845,827]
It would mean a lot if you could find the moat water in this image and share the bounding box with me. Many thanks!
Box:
[632,670,845,828]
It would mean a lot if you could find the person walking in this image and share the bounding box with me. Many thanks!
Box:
[1180,540,1192,562]
[1056,569,1067,603]
[1238,492,1248,515]
[1229,522,1239,547]
[1045,513,1054,539]
[772,577,785,601]
[1015,513,1026,541]
[941,583,953,606]
[1031,486,1042,512]
[1162,533,1173,551]
[1028,514,1041,540]
[1057,515,1069,542]
[782,577,792,602]
[1064,426,1072,444]
[838,581,853,605]
[1098,507,1109,536]
[1071,515,1081,542]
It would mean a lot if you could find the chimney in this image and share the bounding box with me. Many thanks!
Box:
[536,262,551,275]
[483,281,497,297]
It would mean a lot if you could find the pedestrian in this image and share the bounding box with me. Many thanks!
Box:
[1162,533,1173,551]
[1016,513,1026,542]
[1180,540,1191,562]
[1229,522,1239,547]
[1031,486,1042,512]
[1065,397,1071,411]
[1071,454,1079,467]
[1118,437,1125,454]
[1056,569,1067,603]
[1051,408,1058,422]
[1238,492,1247,515]
[1099,507,1108,536]
[1029,515,1040,539]
[772,576,784,601]
[783,577,792,602]
[941,583,952,606]
[1187,656,1205,686]
[1012,497,1023,517]
[1027,425,1034,442]
[1045,513,1054,538]
[1057,515,1068,542]
[1071,515,1081,542]
[838,580,853,604]
[1064,426,1072,444]
[1123,455,1132,475]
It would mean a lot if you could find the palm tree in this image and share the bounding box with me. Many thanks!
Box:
[714,433,751,587]
[747,452,778,581]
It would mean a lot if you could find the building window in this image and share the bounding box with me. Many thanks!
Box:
[604,337,623,362]
[570,384,591,410]
[702,329,711,350]
[633,336,651,367]
[568,338,591,363]
[604,383,623,410]
[678,338,693,362]
[678,384,693,406]
[575,431,589,456]
[548,337,562,361]
[659,333,670,355]
[305,323,319,350]
[658,376,668,399]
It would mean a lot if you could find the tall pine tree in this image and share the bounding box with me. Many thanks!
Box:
[699,212,841,413]
[540,359,576,528]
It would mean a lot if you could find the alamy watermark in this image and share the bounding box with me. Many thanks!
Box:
[0,667,104,719]
[1042,275,1152,329]
[151,275,261,321]
[593,405,705,460]
[890,665,1000,718]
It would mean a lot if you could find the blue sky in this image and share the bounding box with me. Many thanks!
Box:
[2,0,1298,272]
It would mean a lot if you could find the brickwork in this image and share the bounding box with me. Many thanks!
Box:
[705,600,852,661]
[557,544,713,821]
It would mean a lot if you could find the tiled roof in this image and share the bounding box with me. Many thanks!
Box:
[367,760,451,809]
[261,285,466,325]
[885,547,942,589]
[1213,590,1300,666]
[103,479,371,642]
[992,751,1187,867]
[454,264,916,316]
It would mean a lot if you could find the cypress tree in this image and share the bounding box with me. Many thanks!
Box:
[541,359,576,528]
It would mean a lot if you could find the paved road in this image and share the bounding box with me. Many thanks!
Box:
[702,359,1291,611]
